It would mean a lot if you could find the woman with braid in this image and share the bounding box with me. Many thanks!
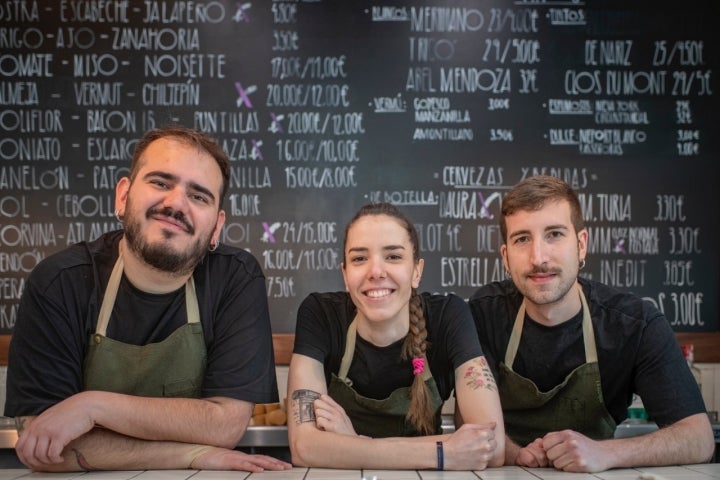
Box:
[287,202,505,470]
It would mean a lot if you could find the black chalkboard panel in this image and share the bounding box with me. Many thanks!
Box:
[0,0,717,335]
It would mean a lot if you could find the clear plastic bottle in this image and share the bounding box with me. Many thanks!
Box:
[627,393,648,421]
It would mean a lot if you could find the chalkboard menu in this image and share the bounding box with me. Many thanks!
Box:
[0,0,717,335]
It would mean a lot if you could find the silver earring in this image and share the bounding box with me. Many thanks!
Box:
[209,241,219,252]
[114,210,123,222]
[579,259,586,270]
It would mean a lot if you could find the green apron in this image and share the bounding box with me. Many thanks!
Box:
[83,254,207,398]
[328,319,444,438]
[499,285,616,446]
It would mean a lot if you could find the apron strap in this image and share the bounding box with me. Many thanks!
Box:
[338,318,431,382]
[578,285,597,363]
[185,277,200,324]
[96,255,125,336]
[337,319,357,380]
[96,252,199,336]
[505,283,597,366]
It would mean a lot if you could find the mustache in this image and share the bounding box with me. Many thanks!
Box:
[147,206,194,234]
[529,265,561,275]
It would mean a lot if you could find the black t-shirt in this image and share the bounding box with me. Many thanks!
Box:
[293,291,483,401]
[5,230,279,417]
[468,278,706,428]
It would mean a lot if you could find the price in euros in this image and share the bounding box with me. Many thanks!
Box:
[281,221,338,244]
[489,129,513,141]
[645,292,704,328]
[266,276,295,298]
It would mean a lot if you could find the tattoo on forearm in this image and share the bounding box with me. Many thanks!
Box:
[464,357,498,392]
[291,389,321,425]
[72,448,94,471]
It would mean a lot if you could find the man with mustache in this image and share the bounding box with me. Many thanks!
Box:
[469,175,713,472]
[5,125,291,473]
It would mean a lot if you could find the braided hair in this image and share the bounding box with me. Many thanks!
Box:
[343,202,435,434]
[402,289,434,434]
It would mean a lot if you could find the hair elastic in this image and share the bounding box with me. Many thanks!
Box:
[412,357,425,375]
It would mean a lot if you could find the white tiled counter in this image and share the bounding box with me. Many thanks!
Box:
[1,464,720,480]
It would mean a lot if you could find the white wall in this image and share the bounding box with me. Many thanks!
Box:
[698,364,720,421]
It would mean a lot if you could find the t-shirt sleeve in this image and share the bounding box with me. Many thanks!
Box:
[293,292,350,387]
[468,289,505,380]
[201,253,279,404]
[5,265,89,417]
[632,303,707,426]
[293,293,334,363]
[440,294,484,369]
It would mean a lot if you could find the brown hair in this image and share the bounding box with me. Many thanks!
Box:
[500,175,585,242]
[129,124,231,206]
[343,202,435,434]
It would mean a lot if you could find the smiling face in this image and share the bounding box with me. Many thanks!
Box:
[115,136,226,276]
[501,199,587,320]
[342,214,424,327]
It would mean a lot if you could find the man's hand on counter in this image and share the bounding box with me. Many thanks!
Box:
[188,446,292,472]
[513,438,548,468]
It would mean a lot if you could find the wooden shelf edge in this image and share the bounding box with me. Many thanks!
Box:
[0,335,8,366]
[1,331,718,367]
[675,332,720,363]
[272,333,294,366]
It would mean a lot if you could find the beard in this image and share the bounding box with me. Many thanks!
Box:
[517,264,577,307]
[123,201,212,276]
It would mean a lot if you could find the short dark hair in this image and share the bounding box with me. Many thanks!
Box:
[129,125,231,206]
[500,175,585,242]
